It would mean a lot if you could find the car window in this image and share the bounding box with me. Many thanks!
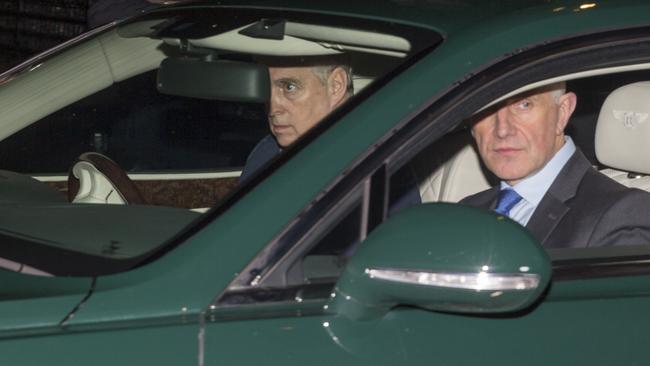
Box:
[0,6,442,277]
[565,69,650,167]
[387,69,650,251]
[288,202,363,285]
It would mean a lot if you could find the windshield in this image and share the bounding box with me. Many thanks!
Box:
[0,5,441,277]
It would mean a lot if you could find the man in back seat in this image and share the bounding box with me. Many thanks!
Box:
[462,83,650,248]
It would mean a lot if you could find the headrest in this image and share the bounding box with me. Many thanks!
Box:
[595,81,650,174]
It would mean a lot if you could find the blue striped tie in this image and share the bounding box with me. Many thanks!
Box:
[494,188,522,216]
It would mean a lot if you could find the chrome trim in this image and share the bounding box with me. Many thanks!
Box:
[206,283,332,322]
[0,257,52,276]
[366,268,540,291]
[198,311,206,366]
[553,256,650,280]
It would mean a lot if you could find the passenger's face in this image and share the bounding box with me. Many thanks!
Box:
[471,90,576,185]
[268,66,345,147]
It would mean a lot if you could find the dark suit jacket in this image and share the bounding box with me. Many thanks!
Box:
[238,135,282,185]
[461,149,650,248]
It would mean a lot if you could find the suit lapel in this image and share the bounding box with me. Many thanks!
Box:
[525,149,591,245]
[526,195,569,244]
[475,186,500,210]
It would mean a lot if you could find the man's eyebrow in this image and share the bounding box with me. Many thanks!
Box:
[273,77,302,87]
[506,94,540,104]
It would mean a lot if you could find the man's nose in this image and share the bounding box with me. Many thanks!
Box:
[269,87,284,116]
[494,108,515,138]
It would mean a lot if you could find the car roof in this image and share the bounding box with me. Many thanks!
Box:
[172,0,648,37]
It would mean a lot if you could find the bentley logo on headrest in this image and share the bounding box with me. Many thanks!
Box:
[613,110,649,129]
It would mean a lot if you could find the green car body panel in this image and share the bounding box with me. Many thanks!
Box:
[2,0,650,364]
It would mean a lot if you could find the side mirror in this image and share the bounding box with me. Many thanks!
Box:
[330,203,551,320]
[157,58,270,103]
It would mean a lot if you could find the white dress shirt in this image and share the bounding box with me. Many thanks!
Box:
[500,137,576,225]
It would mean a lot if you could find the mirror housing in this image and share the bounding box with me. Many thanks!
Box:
[330,203,551,320]
[157,58,270,103]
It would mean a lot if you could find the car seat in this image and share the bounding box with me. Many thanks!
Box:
[411,131,495,203]
[595,81,650,191]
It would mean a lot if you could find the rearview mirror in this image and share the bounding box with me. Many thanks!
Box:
[157,58,270,103]
[330,203,551,320]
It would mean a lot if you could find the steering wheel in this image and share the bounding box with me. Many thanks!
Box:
[67,152,145,205]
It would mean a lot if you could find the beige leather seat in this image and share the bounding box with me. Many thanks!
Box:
[595,81,650,191]
[410,131,495,203]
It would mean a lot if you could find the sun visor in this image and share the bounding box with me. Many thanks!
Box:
[163,21,411,57]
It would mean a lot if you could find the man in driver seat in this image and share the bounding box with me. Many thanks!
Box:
[239,55,352,183]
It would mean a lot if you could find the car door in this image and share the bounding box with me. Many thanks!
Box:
[201,25,650,365]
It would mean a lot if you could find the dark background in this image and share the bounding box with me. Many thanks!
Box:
[0,0,158,72]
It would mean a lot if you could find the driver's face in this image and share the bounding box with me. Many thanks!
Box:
[268,66,337,147]
[471,90,576,185]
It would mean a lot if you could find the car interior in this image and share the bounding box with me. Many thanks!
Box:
[0,12,433,207]
[1,7,650,280]
[0,9,440,277]
[407,68,650,207]
[248,68,650,290]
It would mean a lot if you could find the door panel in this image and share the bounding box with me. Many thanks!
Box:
[1,322,199,365]
[206,275,650,365]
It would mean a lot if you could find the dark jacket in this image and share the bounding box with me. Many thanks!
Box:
[461,149,650,248]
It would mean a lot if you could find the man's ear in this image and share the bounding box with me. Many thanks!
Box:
[327,67,349,107]
[556,91,577,134]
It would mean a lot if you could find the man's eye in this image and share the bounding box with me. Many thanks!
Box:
[517,100,532,109]
[283,83,297,92]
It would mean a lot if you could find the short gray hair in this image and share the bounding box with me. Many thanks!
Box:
[259,54,353,96]
[548,82,566,104]
[311,63,354,96]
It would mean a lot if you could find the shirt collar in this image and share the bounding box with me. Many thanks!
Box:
[500,136,576,206]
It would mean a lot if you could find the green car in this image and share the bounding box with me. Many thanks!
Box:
[2,0,650,364]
